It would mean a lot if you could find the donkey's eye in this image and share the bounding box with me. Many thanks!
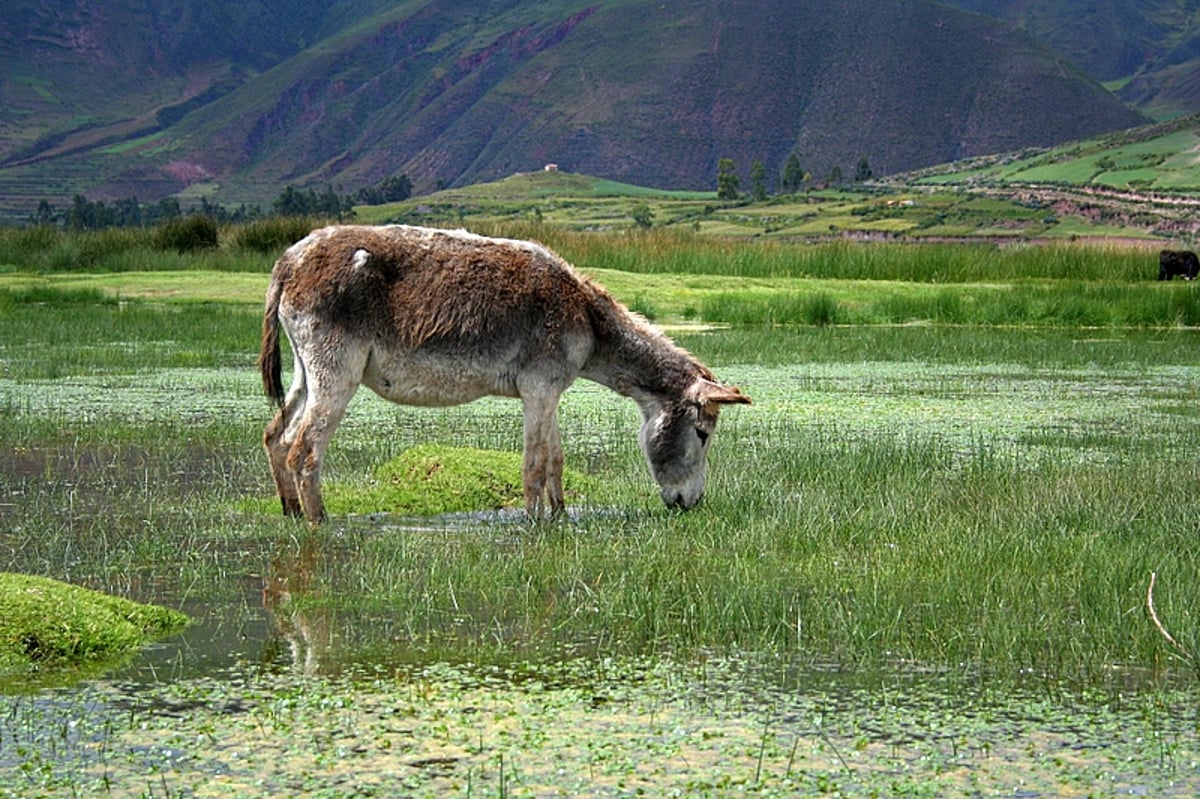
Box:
[696,428,710,445]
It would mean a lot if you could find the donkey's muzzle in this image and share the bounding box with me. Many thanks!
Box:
[663,490,703,510]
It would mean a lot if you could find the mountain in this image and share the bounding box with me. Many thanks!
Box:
[0,0,1152,217]
[942,0,1200,118]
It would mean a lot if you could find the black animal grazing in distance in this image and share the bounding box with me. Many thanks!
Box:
[1158,250,1200,281]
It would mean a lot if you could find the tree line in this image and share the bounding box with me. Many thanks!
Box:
[716,154,874,201]
[25,174,413,231]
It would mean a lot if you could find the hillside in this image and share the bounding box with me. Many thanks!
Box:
[900,113,1200,191]
[942,0,1200,119]
[0,0,1152,218]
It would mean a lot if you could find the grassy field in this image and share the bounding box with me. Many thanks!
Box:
[351,168,1192,243]
[3,294,1199,680]
[2,227,1199,678]
[909,119,1200,192]
[3,226,1199,795]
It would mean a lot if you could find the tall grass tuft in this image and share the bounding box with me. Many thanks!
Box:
[153,215,219,253]
[478,224,1157,282]
[228,216,321,254]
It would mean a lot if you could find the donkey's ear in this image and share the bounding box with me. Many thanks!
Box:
[701,381,751,406]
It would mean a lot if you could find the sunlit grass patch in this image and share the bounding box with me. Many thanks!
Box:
[0,573,188,678]
[322,444,598,516]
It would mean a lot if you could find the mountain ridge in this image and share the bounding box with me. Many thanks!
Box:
[0,0,1169,216]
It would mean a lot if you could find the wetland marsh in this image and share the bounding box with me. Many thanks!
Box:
[2,231,1200,796]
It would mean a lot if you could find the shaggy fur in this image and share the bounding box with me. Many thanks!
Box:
[259,225,749,522]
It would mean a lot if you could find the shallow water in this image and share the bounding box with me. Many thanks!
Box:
[4,346,1200,795]
[4,642,1200,798]
[1,507,1197,797]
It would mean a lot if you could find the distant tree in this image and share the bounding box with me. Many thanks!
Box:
[630,202,654,228]
[716,158,739,201]
[854,156,874,183]
[781,153,804,194]
[316,184,345,218]
[272,186,305,217]
[152,197,182,222]
[354,174,412,206]
[112,197,143,227]
[378,174,412,202]
[749,160,767,201]
[827,165,843,185]
[66,194,112,231]
[31,200,57,227]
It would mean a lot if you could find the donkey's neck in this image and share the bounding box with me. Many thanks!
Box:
[579,291,707,406]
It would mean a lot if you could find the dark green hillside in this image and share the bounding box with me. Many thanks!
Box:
[945,0,1200,119]
[0,0,336,163]
[145,0,1151,197]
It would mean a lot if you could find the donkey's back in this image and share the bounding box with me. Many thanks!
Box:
[264,225,598,402]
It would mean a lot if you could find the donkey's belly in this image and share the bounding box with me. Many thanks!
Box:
[362,352,518,407]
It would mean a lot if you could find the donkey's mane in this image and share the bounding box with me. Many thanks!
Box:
[577,273,716,392]
[423,226,715,385]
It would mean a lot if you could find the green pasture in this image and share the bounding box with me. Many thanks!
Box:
[343,167,1186,242]
[3,229,1200,795]
[912,117,1200,193]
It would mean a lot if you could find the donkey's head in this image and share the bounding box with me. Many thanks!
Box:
[638,379,750,509]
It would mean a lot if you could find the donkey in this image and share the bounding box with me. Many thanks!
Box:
[258,224,750,523]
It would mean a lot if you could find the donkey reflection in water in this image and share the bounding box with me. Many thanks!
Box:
[259,225,750,523]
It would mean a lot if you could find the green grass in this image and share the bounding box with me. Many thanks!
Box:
[3,286,1200,681]
[314,444,597,516]
[4,205,1200,796]
[2,229,1200,684]
[910,115,1200,192]
[0,573,188,679]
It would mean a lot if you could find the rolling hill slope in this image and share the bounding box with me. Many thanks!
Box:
[943,0,1200,119]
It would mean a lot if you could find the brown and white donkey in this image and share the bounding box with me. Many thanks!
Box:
[259,225,749,522]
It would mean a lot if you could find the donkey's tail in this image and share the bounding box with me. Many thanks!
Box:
[258,266,287,407]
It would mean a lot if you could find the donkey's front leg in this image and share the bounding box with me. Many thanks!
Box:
[520,391,566,518]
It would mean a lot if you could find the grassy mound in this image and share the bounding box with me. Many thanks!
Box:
[0,573,189,676]
[327,444,597,516]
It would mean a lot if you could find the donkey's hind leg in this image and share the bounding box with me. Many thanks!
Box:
[285,362,362,524]
[263,368,307,517]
